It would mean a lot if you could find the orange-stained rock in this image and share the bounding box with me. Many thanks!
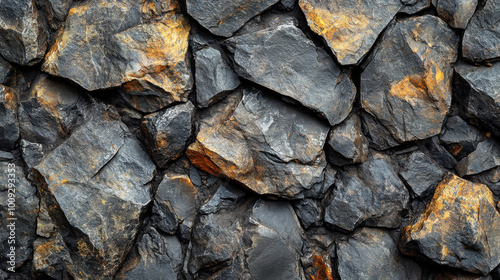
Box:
[361,15,459,142]
[400,174,500,275]
[0,85,19,150]
[299,0,402,65]
[42,0,192,104]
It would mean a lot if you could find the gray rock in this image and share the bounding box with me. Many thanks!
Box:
[400,151,444,197]
[456,139,500,177]
[187,87,332,199]
[400,0,431,14]
[200,183,246,215]
[454,62,500,136]
[118,85,183,114]
[299,0,403,65]
[325,153,409,231]
[0,85,19,151]
[194,47,240,108]
[434,0,478,28]
[0,152,13,161]
[440,116,485,160]
[326,113,369,166]
[361,15,459,142]
[115,226,183,280]
[223,23,356,126]
[20,140,44,169]
[141,101,195,168]
[419,136,458,170]
[0,57,12,84]
[0,0,47,65]
[0,163,39,271]
[462,0,500,61]
[42,0,193,97]
[186,0,279,37]
[337,228,422,280]
[292,198,323,229]
[278,0,296,10]
[33,105,156,279]
[360,111,401,150]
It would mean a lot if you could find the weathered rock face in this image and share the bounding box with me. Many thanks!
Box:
[33,105,156,278]
[0,85,19,151]
[462,0,500,61]
[186,0,279,37]
[142,101,195,168]
[325,153,409,231]
[361,15,459,142]
[223,23,356,126]
[456,138,500,177]
[400,0,432,14]
[187,87,333,199]
[454,62,500,136]
[434,0,478,29]
[42,0,193,98]
[400,174,500,275]
[299,0,402,65]
[0,0,47,65]
[440,116,484,160]
[194,47,240,108]
[337,228,422,280]
[326,113,369,166]
[400,151,444,197]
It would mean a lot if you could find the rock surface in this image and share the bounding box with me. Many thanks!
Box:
[439,116,484,160]
[224,23,356,126]
[455,138,500,177]
[0,85,19,151]
[400,151,444,197]
[434,0,478,29]
[400,174,500,275]
[462,0,500,61]
[299,0,402,65]
[326,113,369,166]
[187,87,332,199]
[361,15,459,142]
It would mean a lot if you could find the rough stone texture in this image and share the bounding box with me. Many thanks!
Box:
[33,106,156,279]
[400,0,432,14]
[337,228,422,280]
[326,113,369,166]
[400,151,444,197]
[462,0,500,61]
[194,47,240,108]
[224,23,356,126]
[440,116,484,160]
[141,101,195,168]
[0,0,47,65]
[360,111,401,150]
[454,62,500,136]
[361,15,459,142]
[0,85,19,151]
[456,138,500,177]
[0,163,39,271]
[186,0,279,37]
[299,0,403,65]
[292,198,323,229]
[187,87,333,199]
[42,0,193,98]
[433,0,478,29]
[400,174,500,275]
[325,153,409,231]
[0,57,12,84]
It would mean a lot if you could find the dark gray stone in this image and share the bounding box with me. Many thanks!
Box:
[0,57,12,84]
[186,0,279,37]
[0,0,47,65]
[200,183,246,215]
[419,136,458,170]
[361,15,459,142]
[440,116,485,160]
[20,140,44,169]
[326,113,369,166]
[434,0,478,28]
[360,111,401,150]
[400,151,444,197]
[0,152,13,161]
[400,0,431,14]
[141,101,195,168]
[292,198,323,229]
[325,153,409,231]
[462,0,500,61]
[455,62,500,136]
[194,47,240,108]
[337,228,422,280]
[456,139,500,177]
[0,85,19,151]
[223,23,356,126]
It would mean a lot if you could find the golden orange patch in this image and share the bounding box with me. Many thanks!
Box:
[311,255,333,280]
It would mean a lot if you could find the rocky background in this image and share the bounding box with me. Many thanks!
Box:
[0,0,500,279]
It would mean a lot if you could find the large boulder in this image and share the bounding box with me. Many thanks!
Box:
[361,15,459,142]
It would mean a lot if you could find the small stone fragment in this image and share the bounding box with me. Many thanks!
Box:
[142,101,195,167]
[0,85,19,150]
[223,23,356,126]
[360,111,401,150]
[361,15,459,142]
[194,47,240,108]
[433,0,478,29]
[292,198,323,229]
[400,174,500,275]
[325,153,409,231]
[439,116,484,160]
[0,56,12,84]
[400,0,431,14]
[337,228,422,280]
[462,0,500,61]
[0,0,47,65]
[400,151,444,197]
[299,0,403,65]
[456,139,500,177]
[326,113,369,166]
[454,61,500,136]
[186,0,279,37]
